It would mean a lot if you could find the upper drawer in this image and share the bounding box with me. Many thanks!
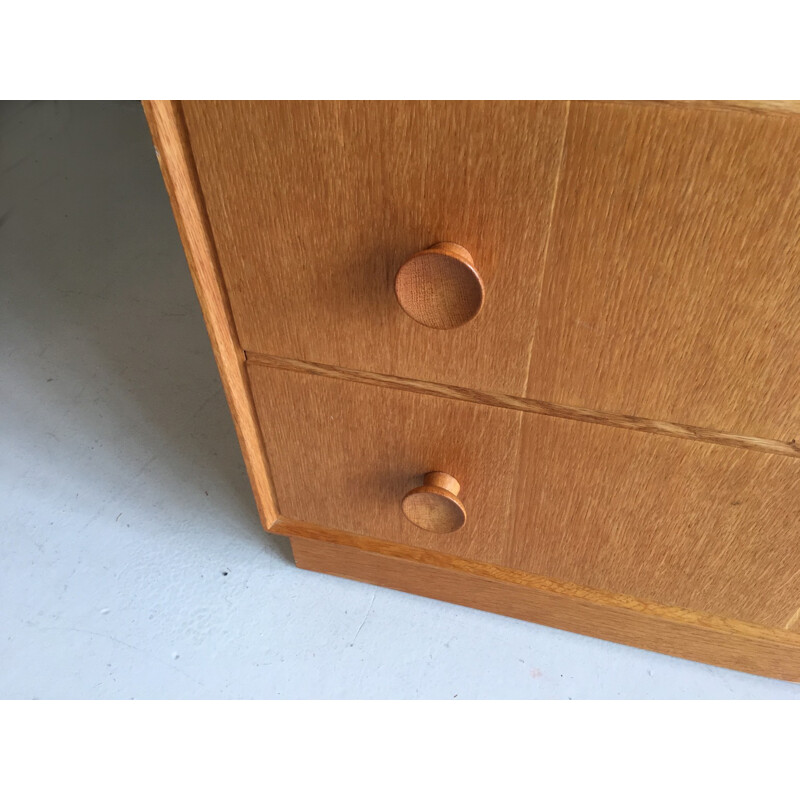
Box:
[182,101,568,395]
[529,101,800,441]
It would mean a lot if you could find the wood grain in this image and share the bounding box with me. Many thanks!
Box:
[250,362,800,630]
[247,363,523,565]
[401,472,466,533]
[394,242,484,329]
[529,101,800,442]
[278,516,800,638]
[645,100,800,117]
[290,536,800,681]
[142,101,278,528]
[509,412,800,629]
[245,352,800,459]
[153,99,800,679]
[181,101,569,395]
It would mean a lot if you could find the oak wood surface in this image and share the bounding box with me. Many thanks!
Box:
[394,242,484,329]
[290,536,800,681]
[529,101,800,442]
[247,363,523,565]
[278,516,800,638]
[181,100,569,395]
[509,412,800,629]
[252,363,800,630]
[150,99,800,680]
[245,352,800,459]
[401,472,466,533]
[141,101,278,528]
[645,100,800,116]
[184,100,800,445]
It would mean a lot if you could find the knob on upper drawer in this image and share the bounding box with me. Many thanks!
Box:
[401,472,466,533]
[394,243,484,329]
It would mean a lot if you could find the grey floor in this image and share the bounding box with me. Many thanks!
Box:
[1,101,798,699]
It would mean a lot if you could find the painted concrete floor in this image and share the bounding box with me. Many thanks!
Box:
[1,100,798,699]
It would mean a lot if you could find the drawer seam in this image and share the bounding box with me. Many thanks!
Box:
[245,351,800,459]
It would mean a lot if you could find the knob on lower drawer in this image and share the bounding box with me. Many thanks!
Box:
[394,242,484,329]
[401,472,466,533]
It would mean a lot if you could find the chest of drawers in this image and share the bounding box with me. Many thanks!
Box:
[145,100,800,680]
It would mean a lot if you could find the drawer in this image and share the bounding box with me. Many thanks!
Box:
[248,363,523,565]
[510,414,800,629]
[250,363,800,630]
[529,101,800,441]
[183,101,568,395]
[186,100,800,443]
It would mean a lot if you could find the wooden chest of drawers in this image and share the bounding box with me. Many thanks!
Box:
[145,100,800,680]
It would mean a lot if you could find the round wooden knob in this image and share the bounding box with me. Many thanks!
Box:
[401,472,466,534]
[394,242,484,329]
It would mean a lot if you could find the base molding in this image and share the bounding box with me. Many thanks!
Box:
[290,536,800,682]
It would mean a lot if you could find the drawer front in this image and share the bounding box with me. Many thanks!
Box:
[511,414,800,629]
[529,101,800,441]
[250,363,800,630]
[183,101,568,395]
[248,363,523,564]
[186,100,800,442]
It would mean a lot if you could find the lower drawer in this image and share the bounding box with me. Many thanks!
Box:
[248,363,800,631]
[249,363,522,565]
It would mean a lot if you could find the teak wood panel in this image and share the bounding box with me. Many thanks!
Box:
[247,364,523,565]
[251,363,800,631]
[509,413,800,630]
[529,101,800,442]
[182,100,569,395]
